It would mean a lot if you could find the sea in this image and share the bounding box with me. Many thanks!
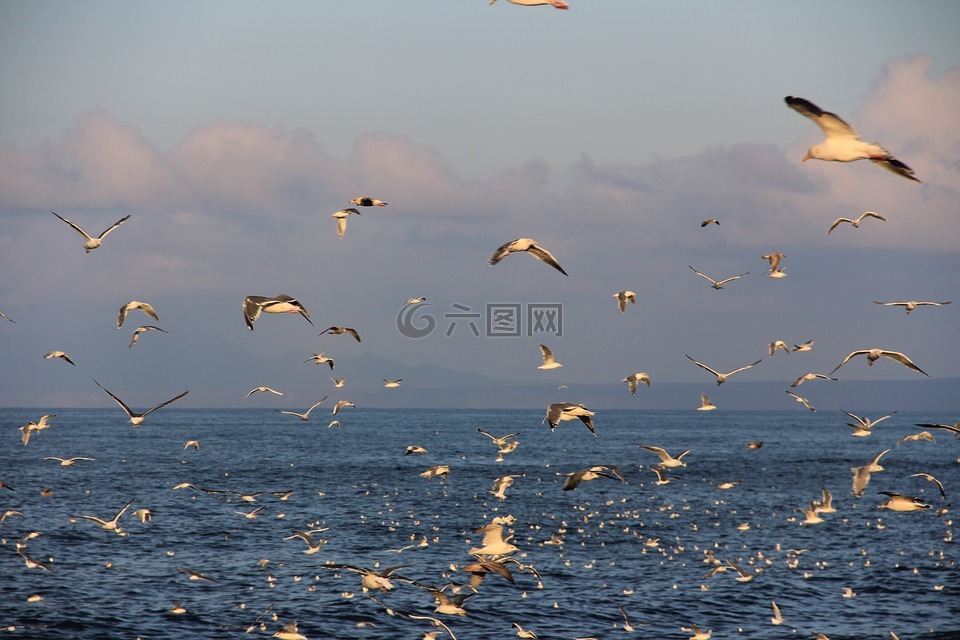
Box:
[1,407,958,640]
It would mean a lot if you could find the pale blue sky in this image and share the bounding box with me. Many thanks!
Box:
[1,1,958,408]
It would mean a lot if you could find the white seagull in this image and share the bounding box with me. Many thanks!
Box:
[843,409,897,437]
[873,300,951,314]
[243,294,313,330]
[489,238,568,276]
[830,348,928,376]
[640,445,690,468]
[537,344,563,370]
[331,207,361,238]
[789,372,836,387]
[852,448,892,497]
[613,290,636,312]
[43,351,76,365]
[94,380,189,427]
[697,393,716,411]
[44,456,95,467]
[623,372,651,395]
[319,326,361,342]
[685,354,762,385]
[785,96,921,182]
[383,378,402,388]
[878,492,931,512]
[785,389,816,411]
[689,266,749,290]
[72,500,134,534]
[51,211,131,252]
[244,386,285,398]
[276,398,327,421]
[349,196,387,207]
[304,351,335,369]
[117,301,159,328]
[828,211,887,234]
[542,403,595,435]
[128,325,167,347]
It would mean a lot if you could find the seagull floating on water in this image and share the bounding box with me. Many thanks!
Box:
[51,211,131,252]
[243,294,313,330]
[489,238,568,276]
[828,211,887,234]
[785,96,920,182]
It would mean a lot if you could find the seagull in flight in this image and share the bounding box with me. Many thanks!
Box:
[44,456,95,467]
[789,372,836,387]
[94,380,189,427]
[829,348,928,376]
[688,266,749,290]
[537,344,563,370]
[128,325,167,347]
[851,448,892,497]
[243,294,313,330]
[72,500,134,534]
[319,326,361,342]
[785,389,816,411]
[828,211,887,234]
[43,351,76,365]
[843,409,897,437]
[304,351,335,369]
[685,354,761,385]
[244,386,284,398]
[613,290,636,312]
[623,372,651,395]
[331,207,361,238]
[117,301,159,328]
[490,0,570,9]
[276,397,327,421]
[785,96,921,182]
[542,403,595,435]
[489,238,568,276]
[51,211,131,252]
[697,393,716,411]
[349,196,388,207]
[561,465,625,491]
[873,300,951,314]
[640,445,690,468]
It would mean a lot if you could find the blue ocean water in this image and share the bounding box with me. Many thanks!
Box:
[1,407,958,639]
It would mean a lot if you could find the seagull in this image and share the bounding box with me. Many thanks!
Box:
[94,380,189,427]
[178,566,218,582]
[785,96,921,182]
[785,389,816,411]
[243,294,313,330]
[843,409,897,437]
[613,290,636,312]
[184,440,199,450]
[407,296,427,304]
[331,377,346,388]
[349,196,388,207]
[117,301,159,328]
[878,492,931,512]
[273,620,307,640]
[909,473,947,500]
[43,351,75,365]
[489,238,568,276]
[405,445,428,455]
[276,398,327,421]
[469,522,518,556]
[898,431,936,445]
[542,403,595,435]
[73,500,134,534]
[0,312,15,322]
[648,465,672,485]
[685,354,761,385]
[19,414,55,446]
[683,623,713,640]
[18,550,52,571]
[623,372,651,395]
[800,502,824,525]
[561,465,625,491]
[304,351,335,369]
[43,456,94,467]
[319,326,361,342]
[332,400,355,415]
[814,487,837,514]
[701,219,719,227]
[640,445,690,468]
[915,422,960,436]
[873,300,951,314]
[689,266,749,290]
[697,393,716,411]
[852,448,893,497]
[761,253,786,271]
[489,474,524,500]
[331,207,361,238]
[421,465,450,480]
[771,601,784,625]
[537,344,563,370]
[792,340,815,352]
[50,211,131,252]
[244,386,284,398]
[769,340,790,356]
[513,622,539,639]
[284,529,330,554]
[490,0,569,8]
[789,372,836,387]
[234,505,266,520]
[828,211,887,234]
[128,325,167,347]
[384,378,402,388]
[830,348,928,376]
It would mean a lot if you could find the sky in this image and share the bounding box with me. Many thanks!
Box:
[1,0,959,409]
